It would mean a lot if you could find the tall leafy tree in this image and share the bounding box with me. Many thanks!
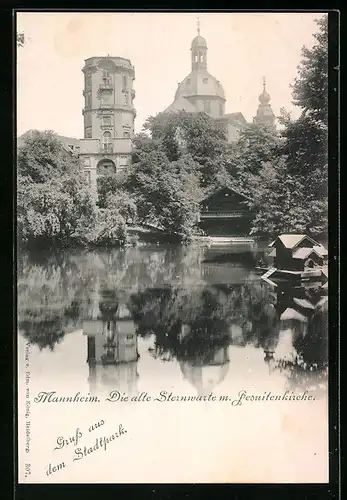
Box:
[17,131,97,247]
[17,130,84,183]
[248,15,328,236]
[234,123,280,177]
[247,159,327,237]
[292,15,328,123]
[126,149,202,239]
[142,111,231,188]
[278,15,328,196]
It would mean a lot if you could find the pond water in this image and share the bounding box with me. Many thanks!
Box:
[18,243,328,398]
[17,244,329,483]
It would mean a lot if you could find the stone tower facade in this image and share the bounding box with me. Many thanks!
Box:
[78,56,136,195]
[253,77,276,128]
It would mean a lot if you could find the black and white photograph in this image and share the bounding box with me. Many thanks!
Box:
[16,11,330,484]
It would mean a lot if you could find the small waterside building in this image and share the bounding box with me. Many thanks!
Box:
[268,234,328,272]
[199,186,252,237]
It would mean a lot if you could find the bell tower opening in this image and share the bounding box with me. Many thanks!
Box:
[191,18,207,71]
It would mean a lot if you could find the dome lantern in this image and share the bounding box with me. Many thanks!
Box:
[191,17,208,71]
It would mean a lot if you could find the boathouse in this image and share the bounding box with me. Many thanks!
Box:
[199,186,252,236]
[268,234,327,272]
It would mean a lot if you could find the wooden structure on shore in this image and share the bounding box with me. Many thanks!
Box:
[199,186,253,237]
[260,234,328,285]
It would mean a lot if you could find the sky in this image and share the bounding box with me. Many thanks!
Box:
[16,11,324,138]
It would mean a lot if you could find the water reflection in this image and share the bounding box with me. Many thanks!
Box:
[84,292,139,396]
[17,246,328,396]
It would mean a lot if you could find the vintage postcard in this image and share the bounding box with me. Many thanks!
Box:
[17,11,330,484]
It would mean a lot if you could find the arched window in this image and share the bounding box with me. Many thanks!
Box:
[102,69,110,85]
[204,100,211,114]
[122,74,127,89]
[102,131,112,153]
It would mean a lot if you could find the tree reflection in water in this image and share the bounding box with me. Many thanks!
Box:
[17,247,328,393]
[18,252,85,350]
[129,281,328,394]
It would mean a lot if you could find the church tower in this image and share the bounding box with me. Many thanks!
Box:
[170,19,226,119]
[253,77,276,128]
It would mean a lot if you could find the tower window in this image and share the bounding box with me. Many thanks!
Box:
[219,103,223,116]
[122,75,127,89]
[102,115,112,126]
[102,69,110,84]
[85,127,92,138]
[194,54,198,62]
[102,131,112,143]
[204,100,211,114]
[203,78,208,84]
[102,131,113,152]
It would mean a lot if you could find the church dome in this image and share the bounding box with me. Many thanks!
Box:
[175,71,226,101]
[179,359,230,396]
[191,35,207,48]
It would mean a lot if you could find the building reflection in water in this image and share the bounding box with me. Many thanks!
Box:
[178,324,230,396]
[83,290,139,396]
[80,280,327,397]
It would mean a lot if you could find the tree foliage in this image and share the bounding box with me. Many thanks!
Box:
[247,159,327,237]
[235,123,280,177]
[96,171,128,208]
[278,15,328,193]
[17,131,98,247]
[17,174,97,246]
[248,15,328,236]
[142,111,231,188]
[17,130,84,183]
[291,15,328,123]
[126,149,202,239]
